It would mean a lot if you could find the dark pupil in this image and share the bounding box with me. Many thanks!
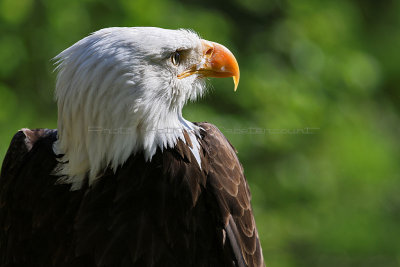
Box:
[173,52,180,65]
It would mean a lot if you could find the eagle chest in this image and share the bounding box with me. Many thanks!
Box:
[71,146,222,266]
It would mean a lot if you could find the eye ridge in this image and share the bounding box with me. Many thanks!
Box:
[171,51,180,66]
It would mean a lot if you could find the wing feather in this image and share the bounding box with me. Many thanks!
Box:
[198,122,264,267]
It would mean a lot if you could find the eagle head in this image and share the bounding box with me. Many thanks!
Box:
[53,27,239,189]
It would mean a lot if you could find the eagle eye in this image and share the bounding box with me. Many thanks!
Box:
[171,51,180,66]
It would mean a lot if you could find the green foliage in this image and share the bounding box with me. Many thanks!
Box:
[1,0,399,266]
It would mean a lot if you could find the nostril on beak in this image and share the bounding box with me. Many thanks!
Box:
[205,47,213,56]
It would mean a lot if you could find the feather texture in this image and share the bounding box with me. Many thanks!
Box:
[0,123,264,267]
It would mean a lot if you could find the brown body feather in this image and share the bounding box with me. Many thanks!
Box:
[0,123,264,267]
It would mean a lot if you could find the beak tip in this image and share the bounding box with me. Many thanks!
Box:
[233,75,239,92]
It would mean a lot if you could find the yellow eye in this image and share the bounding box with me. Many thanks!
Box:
[171,51,180,66]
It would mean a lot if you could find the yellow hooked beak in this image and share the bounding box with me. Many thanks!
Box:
[178,40,240,91]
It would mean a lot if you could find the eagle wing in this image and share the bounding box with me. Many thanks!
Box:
[0,129,52,207]
[0,129,75,266]
[198,122,264,267]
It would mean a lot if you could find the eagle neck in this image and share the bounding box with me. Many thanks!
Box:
[146,108,202,167]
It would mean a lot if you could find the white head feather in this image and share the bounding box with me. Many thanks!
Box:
[53,27,206,189]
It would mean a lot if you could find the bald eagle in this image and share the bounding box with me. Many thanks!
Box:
[0,27,264,267]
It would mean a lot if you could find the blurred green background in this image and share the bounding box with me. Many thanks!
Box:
[1,0,400,266]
